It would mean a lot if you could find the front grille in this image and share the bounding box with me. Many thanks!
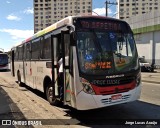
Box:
[99,87,132,95]
[101,94,131,105]
[119,77,135,85]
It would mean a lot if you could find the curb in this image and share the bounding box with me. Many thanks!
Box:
[142,80,160,84]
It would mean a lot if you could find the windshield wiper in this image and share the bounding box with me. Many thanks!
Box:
[115,52,122,61]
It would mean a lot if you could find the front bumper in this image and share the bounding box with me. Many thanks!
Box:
[76,85,141,110]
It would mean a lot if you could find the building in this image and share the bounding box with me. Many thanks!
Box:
[34,0,92,33]
[125,10,160,68]
[117,0,159,19]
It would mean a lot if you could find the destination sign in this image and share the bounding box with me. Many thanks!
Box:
[85,61,112,69]
[80,20,122,31]
[75,18,130,32]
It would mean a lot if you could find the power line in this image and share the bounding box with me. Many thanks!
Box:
[92,10,99,16]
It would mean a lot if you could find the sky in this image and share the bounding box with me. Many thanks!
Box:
[0,0,117,52]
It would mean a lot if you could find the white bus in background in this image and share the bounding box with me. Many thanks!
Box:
[0,50,9,71]
[11,16,141,110]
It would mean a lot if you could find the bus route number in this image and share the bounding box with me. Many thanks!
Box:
[85,62,111,69]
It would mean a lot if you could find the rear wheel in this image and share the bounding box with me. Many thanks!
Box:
[46,84,60,105]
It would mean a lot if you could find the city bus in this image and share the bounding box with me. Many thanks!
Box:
[10,16,141,110]
[0,51,9,71]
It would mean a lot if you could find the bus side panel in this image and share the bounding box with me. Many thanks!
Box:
[29,61,37,89]
[34,61,52,92]
[14,61,21,81]
[20,61,25,83]
[23,60,52,93]
[24,60,33,88]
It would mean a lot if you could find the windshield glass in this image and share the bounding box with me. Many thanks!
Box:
[76,30,138,75]
[0,54,8,65]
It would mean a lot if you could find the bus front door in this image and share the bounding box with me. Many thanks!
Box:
[61,30,75,106]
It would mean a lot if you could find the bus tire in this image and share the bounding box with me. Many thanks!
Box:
[46,84,59,105]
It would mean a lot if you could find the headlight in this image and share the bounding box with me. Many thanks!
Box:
[81,78,95,95]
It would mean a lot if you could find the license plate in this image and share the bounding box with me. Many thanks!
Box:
[111,94,122,100]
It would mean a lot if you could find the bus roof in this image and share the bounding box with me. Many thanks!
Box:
[13,15,126,48]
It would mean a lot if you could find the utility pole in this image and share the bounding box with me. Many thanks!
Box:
[105,1,117,16]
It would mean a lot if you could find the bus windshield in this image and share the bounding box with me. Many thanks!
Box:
[75,19,138,75]
[0,54,8,65]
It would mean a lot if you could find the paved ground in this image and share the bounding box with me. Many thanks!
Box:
[0,70,160,128]
[0,86,29,128]
[141,69,160,84]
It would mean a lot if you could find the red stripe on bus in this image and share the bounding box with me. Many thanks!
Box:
[91,81,136,95]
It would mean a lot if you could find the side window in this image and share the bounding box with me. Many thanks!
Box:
[18,45,23,60]
[24,44,27,60]
[26,42,31,60]
[17,47,20,60]
[56,34,62,60]
[14,48,17,60]
[42,35,51,59]
[64,34,70,56]
[31,38,40,60]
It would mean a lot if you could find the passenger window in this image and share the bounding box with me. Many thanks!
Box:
[26,42,31,60]
[42,35,51,59]
[31,38,41,59]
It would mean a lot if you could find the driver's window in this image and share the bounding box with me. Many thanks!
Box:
[116,35,128,57]
[117,35,133,57]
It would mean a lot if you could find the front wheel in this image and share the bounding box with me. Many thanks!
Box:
[46,84,59,105]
